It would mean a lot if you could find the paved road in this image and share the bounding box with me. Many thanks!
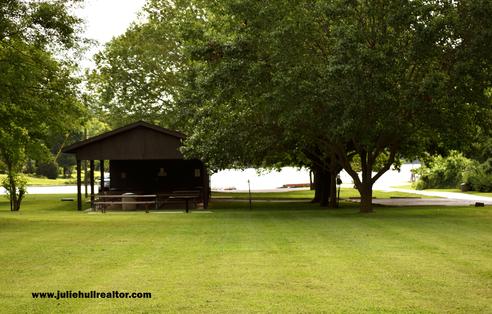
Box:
[349,198,492,207]
[380,186,492,201]
[370,187,492,206]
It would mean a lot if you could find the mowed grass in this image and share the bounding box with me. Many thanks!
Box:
[213,188,432,199]
[0,195,491,313]
[0,174,77,186]
[0,173,100,186]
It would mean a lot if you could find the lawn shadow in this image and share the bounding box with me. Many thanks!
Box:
[208,199,487,220]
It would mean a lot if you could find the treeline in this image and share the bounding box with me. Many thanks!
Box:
[89,0,492,212]
[3,1,491,212]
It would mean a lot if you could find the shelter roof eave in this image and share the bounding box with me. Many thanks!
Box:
[63,120,186,154]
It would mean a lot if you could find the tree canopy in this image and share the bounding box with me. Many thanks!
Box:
[178,0,492,212]
[0,0,86,210]
[91,0,492,212]
[88,0,203,128]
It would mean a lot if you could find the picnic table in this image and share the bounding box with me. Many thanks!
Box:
[159,190,202,213]
[94,194,157,212]
[94,190,202,213]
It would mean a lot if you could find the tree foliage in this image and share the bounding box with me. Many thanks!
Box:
[91,0,492,212]
[466,161,492,192]
[415,151,476,189]
[177,0,492,212]
[0,0,86,211]
[88,0,204,128]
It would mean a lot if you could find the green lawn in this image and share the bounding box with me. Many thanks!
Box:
[213,188,432,199]
[0,174,101,186]
[0,174,78,186]
[0,195,491,313]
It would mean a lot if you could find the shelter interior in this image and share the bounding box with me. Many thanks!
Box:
[109,159,205,193]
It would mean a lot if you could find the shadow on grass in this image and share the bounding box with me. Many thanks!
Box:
[209,200,488,220]
[1,194,487,222]
[210,200,388,218]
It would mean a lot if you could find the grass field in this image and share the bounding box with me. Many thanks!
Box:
[0,174,82,186]
[213,188,433,199]
[0,174,101,186]
[0,195,491,313]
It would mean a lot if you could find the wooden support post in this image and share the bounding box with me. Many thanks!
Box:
[83,127,88,198]
[90,160,95,209]
[77,159,82,211]
[100,160,104,190]
[84,160,88,198]
[202,164,209,209]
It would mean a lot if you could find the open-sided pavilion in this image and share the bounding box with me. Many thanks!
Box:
[63,121,209,211]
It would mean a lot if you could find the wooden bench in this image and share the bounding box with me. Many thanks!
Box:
[94,194,157,213]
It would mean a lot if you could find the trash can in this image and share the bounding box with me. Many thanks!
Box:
[122,193,136,210]
[460,183,470,192]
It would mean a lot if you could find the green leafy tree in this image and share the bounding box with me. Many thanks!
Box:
[0,0,86,211]
[90,1,338,204]
[0,126,28,211]
[88,0,201,128]
[91,0,492,212]
[178,0,492,212]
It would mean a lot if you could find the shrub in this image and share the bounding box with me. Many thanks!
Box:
[465,158,492,192]
[36,161,59,179]
[415,151,477,190]
[24,160,36,174]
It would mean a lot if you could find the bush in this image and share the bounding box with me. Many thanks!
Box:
[36,161,59,179]
[465,158,492,192]
[415,151,477,190]
[24,160,36,174]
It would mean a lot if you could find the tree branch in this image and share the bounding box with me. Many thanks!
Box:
[333,143,361,186]
[371,146,397,184]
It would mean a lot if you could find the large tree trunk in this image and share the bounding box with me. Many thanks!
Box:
[358,182,373,213]
[319,169,331,207]
[311,166,331,207]
[333,143,398,214]
[306,152,341,208]
[311,167,321,203]
[328,170,338,208]
[356,158,375,212]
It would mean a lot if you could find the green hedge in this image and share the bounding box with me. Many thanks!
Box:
[415,152,476,190]
[465,159,492,192]
[415,152,492,192]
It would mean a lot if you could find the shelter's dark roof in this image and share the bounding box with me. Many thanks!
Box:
[63,121,186,155]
